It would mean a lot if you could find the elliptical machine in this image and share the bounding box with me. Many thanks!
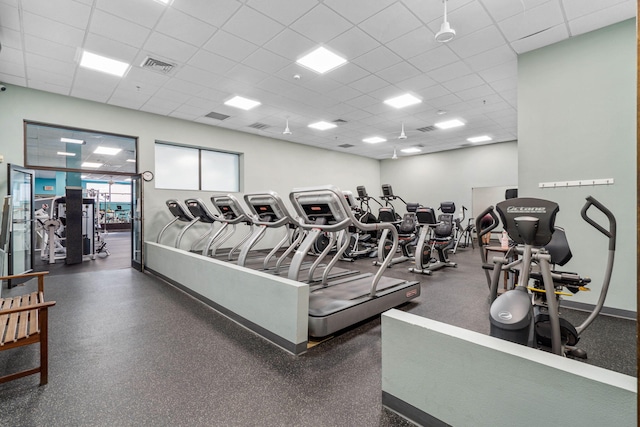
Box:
[483,196,616,358]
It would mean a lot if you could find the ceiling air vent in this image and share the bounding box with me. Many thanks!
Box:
[248,122,270,130]
[338,144,354,148]
[333,119,347,124]
[141,56,175,74]
[205,111,230,120]
[416,125,436,132]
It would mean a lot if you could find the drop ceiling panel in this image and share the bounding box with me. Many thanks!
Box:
[156,7,218,47]
[221,6,285,46]
[203,30,258,62]
[90,10,151,48]
[0,0,634,160]
[323,0,396,25]
[290,4,353,43]
[95,0,165,29]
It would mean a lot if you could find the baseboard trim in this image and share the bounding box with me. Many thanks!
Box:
[382,391,450,427]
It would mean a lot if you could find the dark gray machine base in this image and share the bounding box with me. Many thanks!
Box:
[382,391,450,427]
[308,278,420,338]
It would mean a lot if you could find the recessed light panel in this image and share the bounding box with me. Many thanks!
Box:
[363,137,386,144]
[384,93,422,109]
[224,95,261,110]
[126,159,136,163]
[308,121,337,131]
[467,135,492,143]
[82,162,103,168]
[296,47,347,74]
[94,146,122,155]
[57,151,76,157]
[80,51,130,77]
[401,147,422,154]
[435,119,465,129]
[60,137,85,144]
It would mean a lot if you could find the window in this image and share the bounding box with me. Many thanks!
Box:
[154,142,240,192]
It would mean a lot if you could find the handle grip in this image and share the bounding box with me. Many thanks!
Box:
[475,206,499,238]
[580,196,616,250]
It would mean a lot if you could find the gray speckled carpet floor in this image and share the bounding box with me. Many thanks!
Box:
[0,242,635,426]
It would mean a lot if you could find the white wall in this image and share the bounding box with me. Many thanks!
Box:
[518,19,636,312]
[0,85,380,243]
[380,141,517,216]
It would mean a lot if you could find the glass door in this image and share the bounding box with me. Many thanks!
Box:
[7,164,35,286]
[131,174,143,271]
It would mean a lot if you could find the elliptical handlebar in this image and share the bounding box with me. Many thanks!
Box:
[581,196,617,251]
[475,206,500,239]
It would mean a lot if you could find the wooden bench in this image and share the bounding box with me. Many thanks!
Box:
[0,271,56,386]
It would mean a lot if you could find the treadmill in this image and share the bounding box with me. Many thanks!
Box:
[288,185,421,338]
[184,198,222,254]
[208,194,254,260]
[241,191,296,269]
[156,199,197,248]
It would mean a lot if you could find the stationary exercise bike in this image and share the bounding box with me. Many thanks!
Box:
[480,196,616,358]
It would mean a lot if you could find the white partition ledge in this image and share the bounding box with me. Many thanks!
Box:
[145,242,309,355]
[382,309,636,427]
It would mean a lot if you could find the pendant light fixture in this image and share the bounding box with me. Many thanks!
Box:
[392,147,398,160]
[282,117,292,135]
[398,122,407,140]
[435,0,456,43]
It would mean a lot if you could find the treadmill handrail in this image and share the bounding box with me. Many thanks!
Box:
[244,191,295,228]
[289,185,400,297]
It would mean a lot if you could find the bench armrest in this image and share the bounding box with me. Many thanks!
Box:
[0,300,56,316]
[0,271,49,293]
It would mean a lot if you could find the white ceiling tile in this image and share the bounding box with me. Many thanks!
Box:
[325,62,369,84]
[125,67,171,87]
[562,0,630,20]
[173,65,219,87]
[84,33,139,63]
[325,85,363,103]
[142,97,182,115]
[23,34,77,63]
[352,46,402,74]
[96,0,165,29]
[498,1,566,42]
[246,0,316,26]
[143,32,199,64]
[0,27,21,50]
[345,94,379,109]
[477,60,517,83]
[0,73,27,87]
[116,79,161,97]
[25,52,75,77]
[290,4,353,44]
[349,74,388,94]
[0,2,20,31]
[0,61,25,78]
[442,74,485,93]
[22,11,85,48]
[489,77,518,92]
[152,87,192,104]
[22,0,91,29]
[448,26,507,58]
[226,64,270,86]
[429,61,474,83]
[510,24,569,54]
[202,30,258,62]
[108,91,151,110]
[222,6,285,46]
[89,10,151,49]
[420,84,451,101]
[172,0,241,28]
[156,7,217,47]
[568,3,636,37]
[263,28,316,62]
[376,62,422,85]
[478,0,550,23]
[296,75,344,95]
[242,49,290,74]
[385,27,439,60]
[408,45,459,73]
[323,0,396,24]
[72,68,120,96]
[162,78,209,97]
[359,2,422,44]
[28,80,70,96]
[187,50,237,75]
[0,44,23,66]
[456,84,496,102]
[326,27,380,60]
[395,74,438,92]
[465,44,517,72]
